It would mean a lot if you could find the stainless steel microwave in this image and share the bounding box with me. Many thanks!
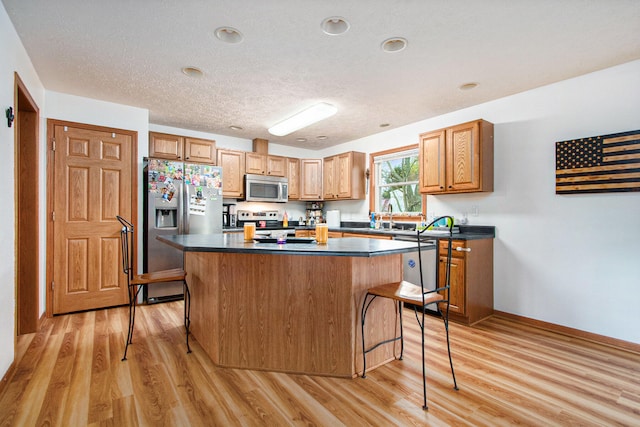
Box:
[244,174,288,203]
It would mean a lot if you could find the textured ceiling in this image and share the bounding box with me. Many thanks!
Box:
[3,0,640,149]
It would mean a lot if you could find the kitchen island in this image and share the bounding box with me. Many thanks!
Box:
[158,233,428,378]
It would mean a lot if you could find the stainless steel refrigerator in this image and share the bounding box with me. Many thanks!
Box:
[143,158,223,302]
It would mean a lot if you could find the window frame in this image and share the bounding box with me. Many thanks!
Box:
[368,144,426,220]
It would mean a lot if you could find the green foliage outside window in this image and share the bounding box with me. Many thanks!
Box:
[374,148,422,214]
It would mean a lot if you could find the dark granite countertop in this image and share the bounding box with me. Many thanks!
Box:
[294,224,495,241]
[158,232,431,257]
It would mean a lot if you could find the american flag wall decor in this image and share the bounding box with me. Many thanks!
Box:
[555,129,640,194]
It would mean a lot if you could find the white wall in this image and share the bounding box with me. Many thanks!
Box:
[322,61,640,343]
[0,2,46,380]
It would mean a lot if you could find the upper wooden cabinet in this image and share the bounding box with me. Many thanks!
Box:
[300,159,323,200]
[323,151,366,200]
[149,132,183,159]
[419,120,493,194]
[184,137,216,163]
[149,132,216,164]
[245,152,266,175]
[217,149,245,198]
[287,158,300,200]
[245,153,286,177]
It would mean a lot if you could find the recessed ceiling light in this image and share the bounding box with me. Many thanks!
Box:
[215,27,243,43]
[229,125,243,131]
[317,136,328,140]
[268,103,337,136]
[381,37,407,53]
[380,123,390,128]
[181,66,203,77]
[296,138,307,142]
[459,82,479,91]
[321,17,350,35]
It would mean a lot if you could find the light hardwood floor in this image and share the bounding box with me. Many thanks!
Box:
[0,301,638,426]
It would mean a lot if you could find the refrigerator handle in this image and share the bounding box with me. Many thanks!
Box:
[182,181,189,234]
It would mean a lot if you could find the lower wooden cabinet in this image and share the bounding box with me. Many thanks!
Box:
[295,230,343,238]
[438,238,493,325]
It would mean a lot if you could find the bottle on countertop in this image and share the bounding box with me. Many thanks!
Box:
[370,212,376,229]
[283,211,288,227]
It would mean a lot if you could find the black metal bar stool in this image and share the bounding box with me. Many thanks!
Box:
[117,216,191,361]
[361,215,458,410]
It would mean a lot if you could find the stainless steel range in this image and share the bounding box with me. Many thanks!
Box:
[236,210,295,236]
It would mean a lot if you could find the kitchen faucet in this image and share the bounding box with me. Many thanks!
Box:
[387,203,394,229]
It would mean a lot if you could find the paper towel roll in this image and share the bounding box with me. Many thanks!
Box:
[326,210,341,227]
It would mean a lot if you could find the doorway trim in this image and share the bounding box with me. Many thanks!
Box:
[45,119,138,317]
[14,73,40,335]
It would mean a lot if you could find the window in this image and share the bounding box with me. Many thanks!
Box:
[370,145,424,216]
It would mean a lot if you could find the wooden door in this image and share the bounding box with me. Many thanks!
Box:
[300,159,323,200]
[419,129,446,193]
[184,137,216,163]
[218,149,245,197]
[446,121,480,191]
[16,73,40,334]
[51,123,133,314]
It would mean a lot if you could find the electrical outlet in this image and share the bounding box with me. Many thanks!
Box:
[470,205,479,216]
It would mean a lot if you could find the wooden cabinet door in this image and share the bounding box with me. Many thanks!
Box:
[300,159,323,200]
[440,254,465,315]
[419,129,446,193]
[295,230,311,237]
[336,153,353,198]
[149,132,183,160]
[217,149,245,197]
[245,152,266,175]
[323,156,336,199]
[446,121,480,192]
[287,158,300,199]
[267,155,286,176]
[184,137,216,164]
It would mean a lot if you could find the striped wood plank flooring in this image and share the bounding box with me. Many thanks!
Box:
[0,301,638,426]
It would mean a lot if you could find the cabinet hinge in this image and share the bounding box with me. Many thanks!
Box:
[52,211,55,222]
[51,138,56,151]
[51,281,55,291]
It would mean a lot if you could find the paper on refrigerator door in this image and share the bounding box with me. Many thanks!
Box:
[189,193,207,216]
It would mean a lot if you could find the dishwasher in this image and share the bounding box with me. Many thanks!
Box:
[395,235,438,314]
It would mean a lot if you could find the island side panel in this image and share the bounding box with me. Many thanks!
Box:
[216,253,354,377]
[185,251,221,363]
[351,254,403,376]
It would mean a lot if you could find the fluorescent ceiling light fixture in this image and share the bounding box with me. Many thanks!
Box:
[268,103,337,136]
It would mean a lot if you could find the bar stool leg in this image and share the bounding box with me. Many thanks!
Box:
[122,285,137,361]
[184,280,192,354]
